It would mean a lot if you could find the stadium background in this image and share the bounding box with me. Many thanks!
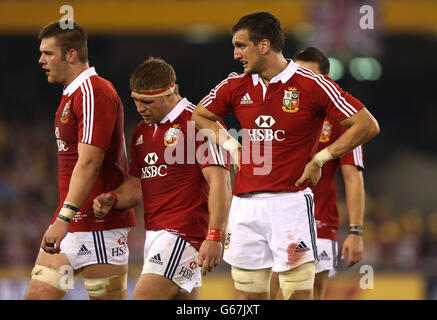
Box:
[0,0,436,299]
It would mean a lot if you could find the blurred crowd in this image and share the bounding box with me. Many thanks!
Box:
[0,107,436,273]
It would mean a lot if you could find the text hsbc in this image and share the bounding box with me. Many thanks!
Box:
[141,165,167,179]
[247,129,285,142]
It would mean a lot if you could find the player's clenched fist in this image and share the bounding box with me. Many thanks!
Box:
[93,192,116,218]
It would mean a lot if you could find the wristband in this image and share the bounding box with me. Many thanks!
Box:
[314,148,334,168]
[349,224,363,236]
[205,228,222,242]
[109,191,118,208]
[222,138,241,155]
[58,201,79,223]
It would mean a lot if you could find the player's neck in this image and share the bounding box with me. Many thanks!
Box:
[63,62,90,86]
[259,53,288,86]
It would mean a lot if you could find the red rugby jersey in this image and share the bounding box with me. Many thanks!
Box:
[129,98,230,250]
[200,61,365,195]
[53,67,136,231]
[313,118,365,240]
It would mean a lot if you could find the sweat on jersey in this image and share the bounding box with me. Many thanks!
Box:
[129,98,230,250]
[53,67,136,231]
[313,118,364,241]
[200,60,365,195]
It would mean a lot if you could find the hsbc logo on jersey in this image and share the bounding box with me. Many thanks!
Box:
[141,152,167,179]
[248,115,285,142]
[144,152,158,165]
[254,115,276,128]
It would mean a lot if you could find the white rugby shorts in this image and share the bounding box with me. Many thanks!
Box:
[56,227,130,270]
[141,230,202,293]
[223,188,318,273]
[315,238,338,277]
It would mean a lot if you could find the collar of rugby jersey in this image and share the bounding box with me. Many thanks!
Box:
[63,67,98,96]
[251,59,298,86]
[150,97,190,126]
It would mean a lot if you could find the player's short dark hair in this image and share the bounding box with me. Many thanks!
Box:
[38,21,88,63]
[294,46,330,75]
[232,11,285,52]
[129,57,178,94]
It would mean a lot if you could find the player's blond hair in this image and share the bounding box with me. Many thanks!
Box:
[129,57,179,95]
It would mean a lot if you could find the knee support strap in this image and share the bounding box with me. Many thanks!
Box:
[279,261,315,300]
[84,273,127,297]
[31,264,73,292]
[231,266,272,293]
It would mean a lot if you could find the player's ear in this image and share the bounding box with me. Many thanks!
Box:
[258,39,271,55]
[65,48,79,63]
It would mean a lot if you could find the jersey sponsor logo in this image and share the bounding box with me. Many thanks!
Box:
[61,99,71,123]
[142,152,167,179]
[149,253,163,265]
[189,261,198,270]
[57,139,69,152]
[55,127,60,139]
[318,250,331,261]
[135,134,143,146]
[164,124,181,147]
[240,93,253,105]
[179,266,195,280]
[77,244,92,256]
[248,115,285,142]
[294,241,310,253]
[282,87,299,113]
[319,120,332,143]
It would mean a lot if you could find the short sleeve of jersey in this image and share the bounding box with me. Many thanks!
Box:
[199,73,237,118]
[193,121,230,171]
[74,84,118,150]
[129,130,141,178]
[313,75,366,124]
[340,145,364,170]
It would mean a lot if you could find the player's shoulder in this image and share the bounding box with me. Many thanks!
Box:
[89,75,118,94]
[293,66,340,91]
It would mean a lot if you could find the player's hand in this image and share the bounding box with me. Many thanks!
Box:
[231,147,242,173]
[198,240,223,276]
[41,219,68,254]
[295,158,322,187]
[93,192,115,218]
[341,234,363,267]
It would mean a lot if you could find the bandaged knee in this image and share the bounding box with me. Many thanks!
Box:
[31,264,74,292]
[84,273,127,297]
[231,266,272,293]
[279,261,315,300]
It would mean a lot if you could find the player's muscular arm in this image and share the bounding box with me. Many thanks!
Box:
[193,104,242,171]
[296,108,379,187]
[326,108,379,159]
[42,143,105,253]
[340,164,364,267]
[198,165,232,275]
[93,176,142,219]
[65,143,105,205]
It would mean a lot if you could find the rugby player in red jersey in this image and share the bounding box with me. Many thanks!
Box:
[192,12,378,300]
[25,21,136,300]
[93,57,231,299]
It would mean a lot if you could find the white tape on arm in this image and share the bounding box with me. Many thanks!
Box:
[314,147,334,167]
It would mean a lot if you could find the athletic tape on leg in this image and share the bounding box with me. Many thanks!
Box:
[279,261,315,300]
[84,273,127,297]
[31,264,73,292]
[231,266,272,293]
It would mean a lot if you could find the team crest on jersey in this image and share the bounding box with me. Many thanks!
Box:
[282,87,299,113]
[61,99,71,123]
[319,120,332,143]
[164,124,181,147]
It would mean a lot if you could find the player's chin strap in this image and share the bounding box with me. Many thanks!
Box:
[131,84,175,99]
[279,261,315,300]
[83,273,127,297]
